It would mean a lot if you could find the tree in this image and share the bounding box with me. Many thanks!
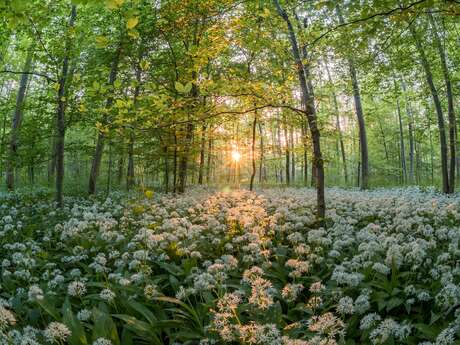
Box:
[272,0,325,219]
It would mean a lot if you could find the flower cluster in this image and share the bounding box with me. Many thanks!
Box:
[0,187,459,344]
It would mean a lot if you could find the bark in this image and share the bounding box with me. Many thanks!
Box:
[198,124,207,184]
[127,133,135,190]
[55,5,77,207]
[117,155,124,185]
[173,131,177,192]
[163,144,169,192]
[325,60,348,183]
[106,140,112,194]
[429,13,456,193]
[301,121,308,186]
[283,115,290,185]
[127,54,143,191]
[249,111,257,191]
[336,5,369,189]
[396,97,407,183]
[401,79,415,183]
[274,0,325,219]
[6,46,34,191]
[276,119,283,183]
[177,122,194,193]
[88,43,122,194]
[410,24,449,193]
[258,122,264,183]
[206,128,213,184]
[290,125,295,182]
[0,83,8,174]
[427,109,435,184]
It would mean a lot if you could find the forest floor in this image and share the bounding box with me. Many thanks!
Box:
[1,187,460,344]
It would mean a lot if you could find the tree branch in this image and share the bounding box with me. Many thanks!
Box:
[0,69,57,83]
[0,70,57,83]
[309,0,427,47]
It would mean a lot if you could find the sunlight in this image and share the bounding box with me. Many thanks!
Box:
[231,150,241,162]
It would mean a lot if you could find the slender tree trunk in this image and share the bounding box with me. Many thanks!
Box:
[88,42,122,194]
[106,140,112,194]
[429,13,456,192]
[249,111,257,191]
[177,122,194,193]
[274,0,325,219]
[427,111,435,185]
[198,124,206,184]
[127,133,135,190]
[325,60,348,183]
[0,83,9,175]
[301,120,308,186]
[117,154,124,185]
[6,46,34,191]
[336,5,369,189]
[206,129,213,184]
[173,131,177,192]
[276,119,283,183]
[163,143,169,192]
[290,125,295,183]
[55,5,77,206]
[258,122,264,183]
[283,115,290,186]
[401,79,415,183]
[410,24,449,193]
[396,97,407,183]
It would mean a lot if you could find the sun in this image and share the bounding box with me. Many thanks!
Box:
[231,150,241,162]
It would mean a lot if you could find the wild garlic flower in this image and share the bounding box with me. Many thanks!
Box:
[44,322,71,343]
[27,285,44,302]
[67,281,87,297]
[99,289,116,302]
[92,338,113,345]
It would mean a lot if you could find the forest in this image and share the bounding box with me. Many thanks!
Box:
[0,0,460,344]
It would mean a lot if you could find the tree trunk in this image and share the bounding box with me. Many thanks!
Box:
[173,131,177,192]
[325,60,348,184]
[177,122,194,193]
[198,124,206,184]
[117,154,124,185]
[401,79,415,183]
[106,140,112,194]
[290,125,295,183]
[336,5,369,190]
[127,133,135,190]
[88,43,122,194]
[258,122,264,183]
[410,24,449,193]
[283,115,290,186]
[301,120,308,186]
[427,110,435,185]
[429,13,456,193]
[276,119,283,183]
[163,143,169,192]
[206,128,213,184]
[6,46,34,191]
[273,0,325,219]
[249,111,257,191]
[55,5,77,207]
[396,97,407,183]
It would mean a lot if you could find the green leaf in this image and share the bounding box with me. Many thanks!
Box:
[106,0,124,10]
[92,307,120,345]
[62,298,88,345]
[126,17,139,30]
[174,81,185,93]
[36,297,60,320]
[183,82,193,93]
